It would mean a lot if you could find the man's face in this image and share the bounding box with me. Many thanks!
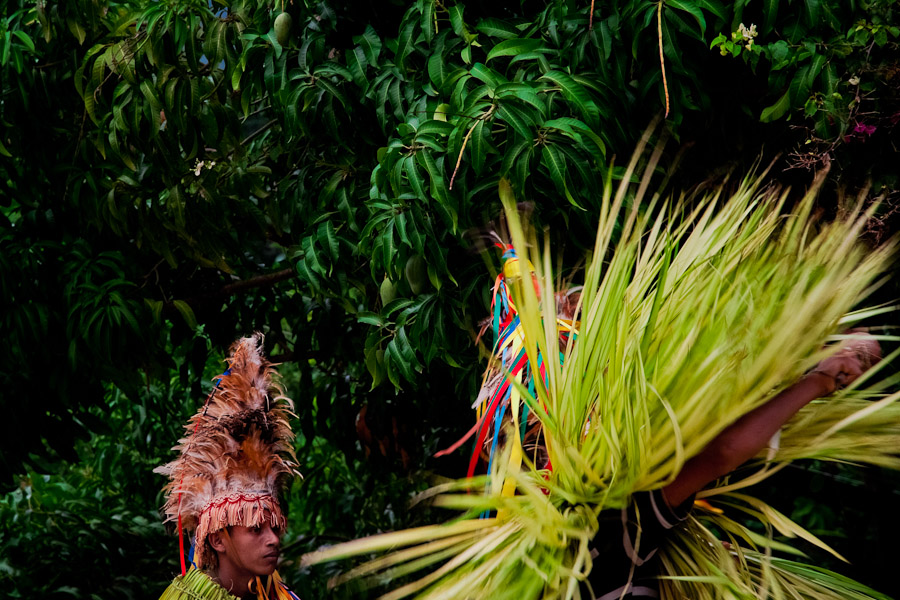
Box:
[225,522,281,576]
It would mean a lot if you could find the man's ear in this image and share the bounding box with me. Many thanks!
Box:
[208,531,226,553]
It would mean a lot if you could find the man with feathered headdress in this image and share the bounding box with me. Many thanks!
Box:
[156,334,301,600]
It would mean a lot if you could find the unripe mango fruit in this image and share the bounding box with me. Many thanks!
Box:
[274,12,292,46]
[380,276,396,306]
[405,255,428,295]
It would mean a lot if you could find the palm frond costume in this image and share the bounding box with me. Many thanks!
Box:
[305,152,900,599]
[157,334,301,600]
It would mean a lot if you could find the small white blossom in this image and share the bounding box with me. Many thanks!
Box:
[738,23,758,47]
[193,160,216,176]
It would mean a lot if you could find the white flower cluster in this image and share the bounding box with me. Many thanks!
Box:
[738,23,758,47]
[193,159,217,176]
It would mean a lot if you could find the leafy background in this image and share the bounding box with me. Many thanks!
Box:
[1,0,899,598]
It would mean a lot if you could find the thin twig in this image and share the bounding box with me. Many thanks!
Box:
[449,107,495,190]
[241,119,277,145]
[657,1,670,119]
[241,104,272,122]
[449,119,479,191]
[589,0,595,31]
[34,59,67,69]
[201,73,227,101]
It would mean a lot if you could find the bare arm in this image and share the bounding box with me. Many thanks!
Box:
[663,333,880,507]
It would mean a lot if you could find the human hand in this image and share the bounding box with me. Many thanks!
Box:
[810,330,881,395]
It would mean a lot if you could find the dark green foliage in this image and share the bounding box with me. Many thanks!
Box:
[1,0,898,597]
[0,333,204,598]
[709,0,900,180]
[753,463,900,599]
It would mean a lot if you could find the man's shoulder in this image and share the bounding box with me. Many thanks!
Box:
[159,568,239,600]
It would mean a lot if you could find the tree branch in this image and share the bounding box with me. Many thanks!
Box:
[162,267,297,313]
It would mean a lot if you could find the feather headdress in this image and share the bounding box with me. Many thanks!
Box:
[155,333,298,570]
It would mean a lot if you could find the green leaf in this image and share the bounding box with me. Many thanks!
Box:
[320,221,340,262]
[470,119,488,174]
[769,40,790,70]
[91,47,109,91]
[395,210,411,248]
[140,80,163,134]
[12,30,35,52]
[396,19,417,69]
[695,0,728,21]
[417,120,454,136]
[500,138,530,175]
[448,5,466,37]
[216,20,230,65]
[475,18,519,39]
[414,134,445,153]
[420,0,435,44]
[496,104,535,139]
[355,25,383,66]
[428,52,449,89]
[303,236,326,276]
[539,71,600,127]
[381,220,396,273]
[419,151,457,231]
[386,337,412,384]
[805,53,826,90]
[298,34,316,72]
[164,78,179,113]
[512,146,532,189]
[666,8,704,43]
[760,90,790,122]
[405,156,428,201]
[388,77,404,120]
[295,255,320,288]
[803,0,821,26]
[172,300,197,330]
[762,0,779,36]
[542,144,567,194]
[495,82,543,104]
[395,326,421,371]
[357,311,385,327]
[139,80,162,113]
[347,47,368,86]
[406,207,425,255]
[316,77,349,111]
[469,62,504,91]
[486,38,543,61]
[433,103,450,123]
[0,135,13,158]
[186,23,200,72]
[383,298,414,317]
[666,0,707,37]
[375,77,391,132]
[543,117,584,137]
[365,344,385,389]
